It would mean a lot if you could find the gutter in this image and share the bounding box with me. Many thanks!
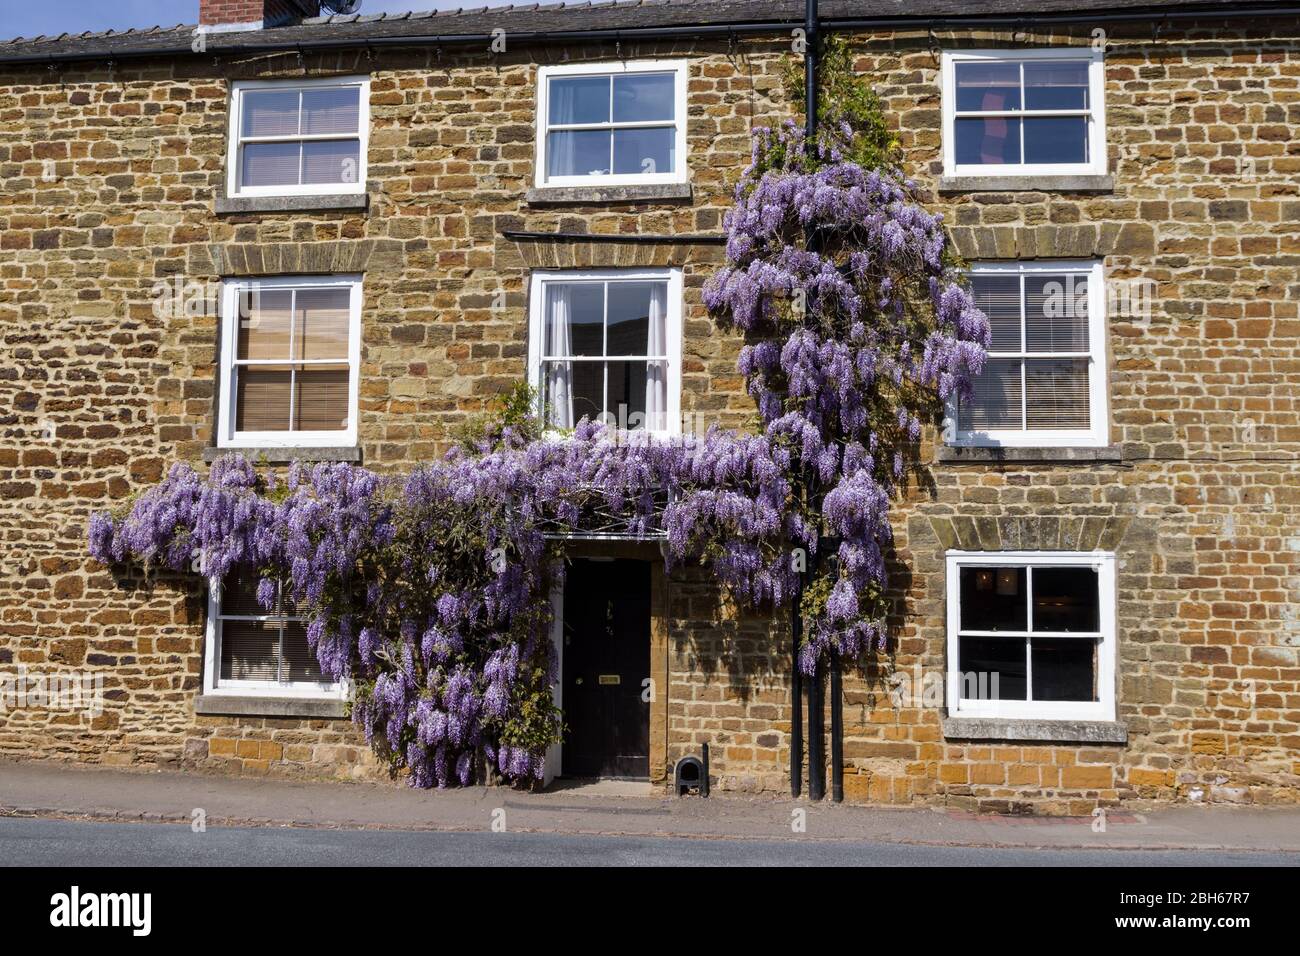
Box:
[502,230,725,245]
[3,5,1300,67]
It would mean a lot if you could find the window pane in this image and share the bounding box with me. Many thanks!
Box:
[959,358,1022,431]
[235,367,291,432]
[612,73,675,122]
[644,360,668,432]
[969,274,1021,352]
[1032,567,1100,632]
[569,360,605,424]
[220,620,280,682]
[301,139,361,185]
[1025,359,1090,430]
[281,621,327,683]
[607,360,648,429]
[546,129,611,178]
[606,282,655,355]
[954,117,1020,166]
[545,283,604,356]
[237,289,293,361]
[242,90,299,137]
[1026,273,1089,352]
[549,75,610,125]
[954,62,1021,112]
[295,288,351,361]
[219,568,272,616]
[301,87,360,135]
[542,360,574,429]
[958,637,1027,701]
[1024,116,1088,164]
[241,142,301,188]
[294,367,350,432]
[1023,61,1089,110]
[1031,638,1096,701]
[612,127,674,175]
[960,566,1027,631]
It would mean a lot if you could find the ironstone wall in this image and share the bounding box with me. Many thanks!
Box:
[1,17,1297,811]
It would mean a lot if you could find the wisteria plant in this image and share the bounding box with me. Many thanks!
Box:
[88,48,988,786]
[702,38,990,668]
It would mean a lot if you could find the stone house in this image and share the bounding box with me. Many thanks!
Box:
[1,0,1297,813]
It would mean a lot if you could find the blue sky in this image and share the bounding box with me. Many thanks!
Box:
[3,1,520,40]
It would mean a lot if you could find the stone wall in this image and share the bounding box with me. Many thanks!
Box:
[1,18,1297,809]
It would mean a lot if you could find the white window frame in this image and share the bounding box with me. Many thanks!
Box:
[526,267,683,438]
[948,259,1109,448]
[202,578,346,701]
[534,60,689,189]
[941,48,1107,178]
[217,274,362,449]
[946,551,1116,722]
[225,75,370,199]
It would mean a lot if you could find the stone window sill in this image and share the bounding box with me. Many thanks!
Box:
[195,695,347,719]
[938,175,1114,194]
[203,446,363,464]
[936,445,1123,465]
[215,193,369,214]
[942,716,1127,744]
[525,183,693,205]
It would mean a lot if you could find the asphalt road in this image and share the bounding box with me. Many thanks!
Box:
[1,817,1296,866]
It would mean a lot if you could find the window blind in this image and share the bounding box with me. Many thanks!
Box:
[218,570,326,686]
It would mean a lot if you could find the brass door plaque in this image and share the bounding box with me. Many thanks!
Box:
[597,674,621,685]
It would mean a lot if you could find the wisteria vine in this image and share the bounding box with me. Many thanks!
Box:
[88,63,988,787]
[702,110,989,670]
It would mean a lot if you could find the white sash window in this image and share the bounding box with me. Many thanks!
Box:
[951,261,1109,447]
[226,76,369,198]
[217,275,362,449]
[947,552,1116,722]
[528,269,682,435]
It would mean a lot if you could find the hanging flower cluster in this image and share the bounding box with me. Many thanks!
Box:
[88,65,989,786]
[703,116,989,670]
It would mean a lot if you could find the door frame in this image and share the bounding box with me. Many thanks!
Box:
[544,546,669,786]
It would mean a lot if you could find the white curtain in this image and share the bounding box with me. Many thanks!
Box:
[545,285,574,429]
[546,81,579,178]
[644,282,667,432]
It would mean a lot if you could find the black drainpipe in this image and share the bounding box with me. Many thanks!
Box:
[803,0,827,805]
[791,572,803,798]
[831,647,844,801]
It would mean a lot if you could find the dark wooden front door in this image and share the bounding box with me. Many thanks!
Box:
[562,558,651,779]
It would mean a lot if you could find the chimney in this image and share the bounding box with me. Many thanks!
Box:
[198,1,321,32]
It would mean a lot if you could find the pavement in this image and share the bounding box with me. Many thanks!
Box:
[2,759,1299,854]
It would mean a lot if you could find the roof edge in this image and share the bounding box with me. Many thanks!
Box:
[1,2,1297,67]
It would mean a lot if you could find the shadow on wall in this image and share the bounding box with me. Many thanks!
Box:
[666,532,918,711]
